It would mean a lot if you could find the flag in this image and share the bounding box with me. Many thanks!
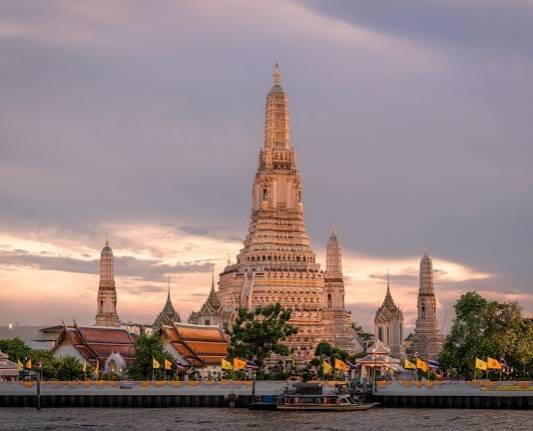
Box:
[487,357,501,370]
[346,360,357,370]
[25,358,32,369]
[17,359,22,371]
[500,357,508,369]
[246,360,259,370]
[334,358,349,372]
[475,358,487,371]
[403,359,416,370]
[152,358,161,369]
[428,359,440,370]
[176,359,189,370]
[94,361,100,375]
[82,360,87,373]
[322,360,333,375]
[233,357,247,370]
[416,358,428,372]
[164,359,172,370]
[221,358,233,370]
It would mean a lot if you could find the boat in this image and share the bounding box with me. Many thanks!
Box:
[276,394,379,411]
[249,382,379,411]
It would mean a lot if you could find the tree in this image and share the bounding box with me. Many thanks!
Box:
[0,337,31,362]
[227,303,297,371]
[440,291,533,379]
[352,322,373,344]
[127,333,175,380]
[55,356,85,381]
[313,342,348,378]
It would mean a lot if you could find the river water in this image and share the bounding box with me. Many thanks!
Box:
[0,407,532,430]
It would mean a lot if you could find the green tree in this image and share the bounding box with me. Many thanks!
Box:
[227,303,297,372]
[127,333,175,380]
[55,355,85,381]
[0,337,31,362]
[440,292,533,379]
[30,349,57,380]
[352,322,373,343]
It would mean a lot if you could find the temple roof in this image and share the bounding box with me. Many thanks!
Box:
[160,322,227,367]
[152,281,181,328]
[375,272,403,321]
[54,324,135,367]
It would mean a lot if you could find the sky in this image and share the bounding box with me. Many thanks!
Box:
[0,0,532,333]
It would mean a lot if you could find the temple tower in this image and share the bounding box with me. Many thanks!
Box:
[322,227,362,353]
[153,279,181,329]
[324,226,344,309]
[217,65,360,360]
[374,272,404,359]
[95,241,120,327]
[406,251,444,360]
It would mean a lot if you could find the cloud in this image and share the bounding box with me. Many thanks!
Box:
[0,249,212,280]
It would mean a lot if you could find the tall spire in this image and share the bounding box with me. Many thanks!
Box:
[264,63,290,150]
[95,240,120,327]
[273,62,281,85]
[325,225,342,278]
[210,265,215,293]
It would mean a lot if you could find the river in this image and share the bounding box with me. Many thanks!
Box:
[1,407,532,430]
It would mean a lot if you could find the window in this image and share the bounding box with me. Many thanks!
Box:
[263,188,268,200]
[421,306,426,319]
[378,327,383,342]
[327,294,332,308]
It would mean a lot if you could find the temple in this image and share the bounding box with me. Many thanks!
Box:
[374,272,404,359]
[217,65,361,361]
[95,241,120,327]
[152,279,181,329]
[53,323,135,376]
[321,227,363,353]
[406,251,444,360]
[188,270,224,327]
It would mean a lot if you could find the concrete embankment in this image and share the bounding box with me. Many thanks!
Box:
[0,380,293,408]
[1,380,532,409]
[373,380,533,409]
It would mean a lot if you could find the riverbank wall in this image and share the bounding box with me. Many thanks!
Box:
[373,380,533,409]
[1,380,532,409]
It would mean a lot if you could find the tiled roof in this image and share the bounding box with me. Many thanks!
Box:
[160,322,228,368]
[56,325,135,366]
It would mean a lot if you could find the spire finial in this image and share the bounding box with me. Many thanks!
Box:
[105,232,109,247]
[273,62,281,85]
[330,225,337,238]
[211,264,215,292]
[387,269,390,288]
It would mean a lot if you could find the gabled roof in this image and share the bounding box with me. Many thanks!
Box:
[160,322,227,367]
[375,275,403,321]
[54,324,135,366]
[152,282,181,328]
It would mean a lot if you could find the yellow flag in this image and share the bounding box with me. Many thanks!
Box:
[17,359,23,371]
[416,358,428,372]
[82,360,87,373]
[233,358,247,370]
[152,358,161,369]
[403,359,416,370]
[94,361,99,375]
[323,360,333,375]
[334,358,349,372]
[487,357,501,370]
[221,358,233,370]
[475,358,487,371]
[25,358,32,369]
[164,359,172,370]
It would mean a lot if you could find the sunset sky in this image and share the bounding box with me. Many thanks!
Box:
[1,1,532,333]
